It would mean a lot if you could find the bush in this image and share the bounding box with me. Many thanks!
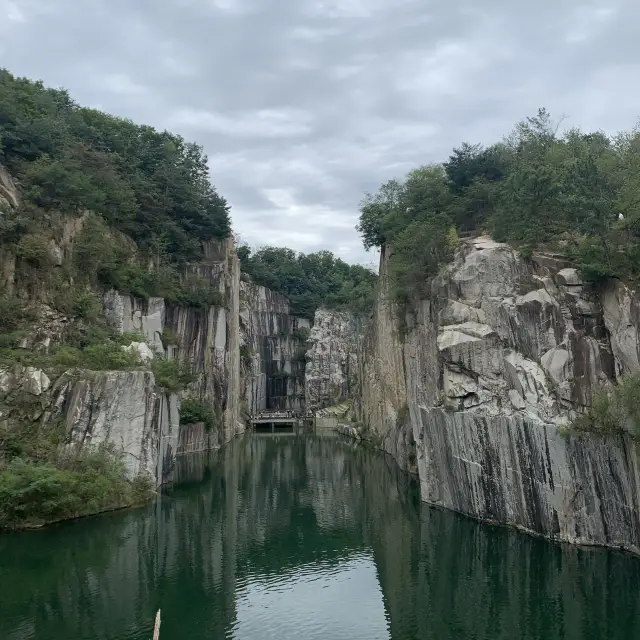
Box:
[291,327,310,342]
[51,342,140,370]
[151,358,195,393]
[15,234,52,268]
[72,290,100,320]
[570,374,640,438]
[0,444,151,529]
[0,296,35,333]
[180,397,217,432]
[160,328,180,348]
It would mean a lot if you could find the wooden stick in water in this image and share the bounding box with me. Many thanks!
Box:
[152,609,161,640]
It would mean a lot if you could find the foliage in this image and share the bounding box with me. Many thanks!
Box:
[160,328,180,347]
[291,326,310,342]
[0,296,35,333]
[357,108,640,303]
[239,343,253,369]
[51,342,140,371]
[15,233,52,268]
[238,246,377,319]
[571,374,640,438]
[0,446,153,529]
[151,357,195,393]
[0,69,231,263]
[180,397,217,432]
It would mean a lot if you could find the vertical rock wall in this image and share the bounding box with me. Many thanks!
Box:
[103,237,243,454]
[355,246,415,472]
[44,370,179,486]
[305,308,360,411]
[240,282,310,413]
[356,236,640,553]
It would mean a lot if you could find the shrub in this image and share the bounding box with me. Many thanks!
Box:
[72,290,101,320]
[291,327,310,342]
[51,342,140,370]
[571,374,640,438]
[240,343,253,368]
[0,444,146,529]
[151,358,195,393]
[160,328,180,348]
[15,234,52,268]
[0,296,35,333]
[180,397,217,432]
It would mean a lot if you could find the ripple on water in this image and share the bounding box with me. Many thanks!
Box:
[231,551,389,640]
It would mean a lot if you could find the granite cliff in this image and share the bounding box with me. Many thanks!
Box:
[356,235,640,554]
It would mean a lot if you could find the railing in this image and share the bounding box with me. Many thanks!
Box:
[249,410,315,421]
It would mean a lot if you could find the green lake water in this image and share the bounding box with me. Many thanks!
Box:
[1,432,639,640]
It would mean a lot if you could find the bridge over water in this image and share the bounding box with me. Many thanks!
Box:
[249,410,314,429]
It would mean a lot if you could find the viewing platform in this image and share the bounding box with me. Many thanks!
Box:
[249,410,314,427]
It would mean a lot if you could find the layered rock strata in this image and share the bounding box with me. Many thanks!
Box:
[359,236,640,553]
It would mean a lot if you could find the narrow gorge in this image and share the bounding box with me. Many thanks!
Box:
[3,69,640,570]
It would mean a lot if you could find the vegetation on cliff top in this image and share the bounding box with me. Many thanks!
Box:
[238,245,376,319]
[358,108,640,304]
[0,68,231,256]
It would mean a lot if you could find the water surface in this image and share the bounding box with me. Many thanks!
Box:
[1,432,639,639]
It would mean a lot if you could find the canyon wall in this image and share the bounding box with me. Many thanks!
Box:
[358,236,640,554]
[103,237,243,455]
[305,308,360,412]
[239,281,310,414]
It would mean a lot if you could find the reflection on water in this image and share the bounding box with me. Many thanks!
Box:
[1,433,639,640]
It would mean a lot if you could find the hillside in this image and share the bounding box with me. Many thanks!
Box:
[358,108,640,312]
[0,68,374,528]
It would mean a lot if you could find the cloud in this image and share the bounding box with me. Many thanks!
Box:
[1,0,639,265]
[167,107,314,138]
[101,73,149,96]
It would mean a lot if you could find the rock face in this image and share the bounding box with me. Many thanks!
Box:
[0,164,20,210]
[356,246,415,473]
[305,308,360,411]
[240,282,310,413]
[46,371,178,485]
[358,236,640,553]
[103,237,243,453]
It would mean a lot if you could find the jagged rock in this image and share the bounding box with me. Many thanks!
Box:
[305,309,359,411]
[602,279,640,375]
[45,370,178,485]
[22,367,51,396]
[358,235,640,554]
[0,366,51,396]
[556,268,583,287]
[443,367,477,398]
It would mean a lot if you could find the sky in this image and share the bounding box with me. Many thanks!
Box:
[1,0,638,266]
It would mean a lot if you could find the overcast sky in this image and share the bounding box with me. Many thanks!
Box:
[1,0,638,266]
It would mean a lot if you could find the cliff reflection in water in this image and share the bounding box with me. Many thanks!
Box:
[1,433,639,640]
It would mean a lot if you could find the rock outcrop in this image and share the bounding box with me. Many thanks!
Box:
[358,236,640,554]
[240,282,310,413]
[305,308,360,411]
[103,237,243,453]
[47,371,178,485]
[356,246,415,473]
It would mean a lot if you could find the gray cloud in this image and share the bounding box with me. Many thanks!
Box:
[1,0,638,266]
